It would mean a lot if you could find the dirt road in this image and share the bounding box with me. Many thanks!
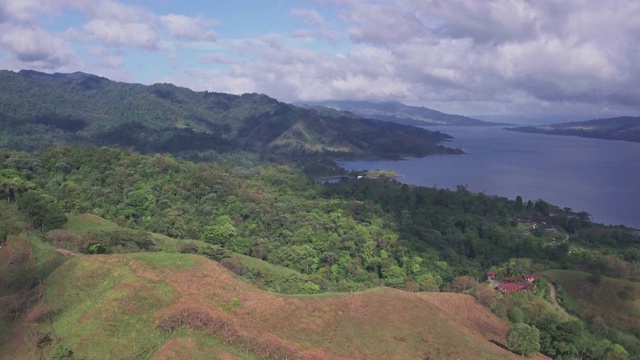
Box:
[548,282,568,314]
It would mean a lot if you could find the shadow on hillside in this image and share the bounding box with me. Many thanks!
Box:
[490,339,510,352]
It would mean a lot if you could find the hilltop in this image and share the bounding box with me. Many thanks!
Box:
[0,227,546,360]
[0,70,458,160]
[296,100,502,127]
[507,116,640,143]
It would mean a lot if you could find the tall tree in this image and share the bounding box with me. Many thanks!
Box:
[507,323,541,357]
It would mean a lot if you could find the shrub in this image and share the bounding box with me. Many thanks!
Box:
[50,344,74,360]
[198,245,232,261]
[157,307,299,360]
[447,275,475,293]
[617,287,636,301]
[179,242,199,254]
[220,258,244,275]
[506,323,541,357]
[46,229,86,249]
[508,307,525,324]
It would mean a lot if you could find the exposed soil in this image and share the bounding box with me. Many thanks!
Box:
[548,282,569,314]
[54,248,76,256]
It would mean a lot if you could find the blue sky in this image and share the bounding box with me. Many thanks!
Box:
[1,0,639,120]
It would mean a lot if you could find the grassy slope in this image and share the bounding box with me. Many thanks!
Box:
[1,213,550,359]
[543,270,640,332]
[1,250,552,360]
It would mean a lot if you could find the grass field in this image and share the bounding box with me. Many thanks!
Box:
[543,269,640,333]
[63,213,121,233]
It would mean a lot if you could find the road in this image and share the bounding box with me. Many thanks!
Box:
[548,282,568,315]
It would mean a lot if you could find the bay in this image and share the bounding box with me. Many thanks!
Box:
[338,126,640,229]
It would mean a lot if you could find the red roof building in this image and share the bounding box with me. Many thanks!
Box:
[497,283,527,292]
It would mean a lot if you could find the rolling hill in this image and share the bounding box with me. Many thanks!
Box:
[507,116,640,143]
[296,100,501,127]
[0,221,549,360]
[0,70,459,160]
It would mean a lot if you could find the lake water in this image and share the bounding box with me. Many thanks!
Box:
[338,126,640,229]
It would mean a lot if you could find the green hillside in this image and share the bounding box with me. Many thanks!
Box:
[0,70,458,161]
[543,270,640,337]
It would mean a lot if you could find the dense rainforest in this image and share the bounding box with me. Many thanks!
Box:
[2,144,640,359]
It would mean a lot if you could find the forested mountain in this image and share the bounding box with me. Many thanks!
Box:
[0,70,458,161]
[296,100,502,127]
[507,116,640,142]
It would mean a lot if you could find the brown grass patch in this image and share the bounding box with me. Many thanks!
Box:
[148,256,547,359]
[7,253,550,359]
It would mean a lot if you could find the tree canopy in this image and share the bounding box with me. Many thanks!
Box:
[507,323,541,357]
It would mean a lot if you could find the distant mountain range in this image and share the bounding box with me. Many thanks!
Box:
[296,100,503,127]
[0,70,460,160]
[507,116,640,143]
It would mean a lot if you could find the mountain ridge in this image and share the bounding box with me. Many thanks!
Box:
[506,116,640,143]
[296,100,504,127]
[0,70,458,160]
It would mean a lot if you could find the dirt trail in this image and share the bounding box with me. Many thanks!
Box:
[548,282,568,314]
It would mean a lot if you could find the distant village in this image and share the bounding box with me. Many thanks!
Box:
[487,271,540,292]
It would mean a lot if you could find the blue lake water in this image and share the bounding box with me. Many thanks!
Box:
[338,126,640,229]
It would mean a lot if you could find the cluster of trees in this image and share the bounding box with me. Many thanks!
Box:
[0,145,569,291]
[3,145,638,288]
[505,316,633,359]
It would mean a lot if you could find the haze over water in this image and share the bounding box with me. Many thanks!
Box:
[339,126,640,229]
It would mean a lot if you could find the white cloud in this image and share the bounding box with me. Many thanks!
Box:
[291,29,342,43]
[87,47,124,68]
[83,19,159,48]
[293,0,640,116]
[290,9,325,25]
[160,14,217,42]
[0,24,76,70]
[199,53,236,65]
[0,0,56,23]
[67,0,151,23]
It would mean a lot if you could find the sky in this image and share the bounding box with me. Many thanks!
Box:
[1,0,639,121]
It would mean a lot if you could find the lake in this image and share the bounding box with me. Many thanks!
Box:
[338,126,640,229]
